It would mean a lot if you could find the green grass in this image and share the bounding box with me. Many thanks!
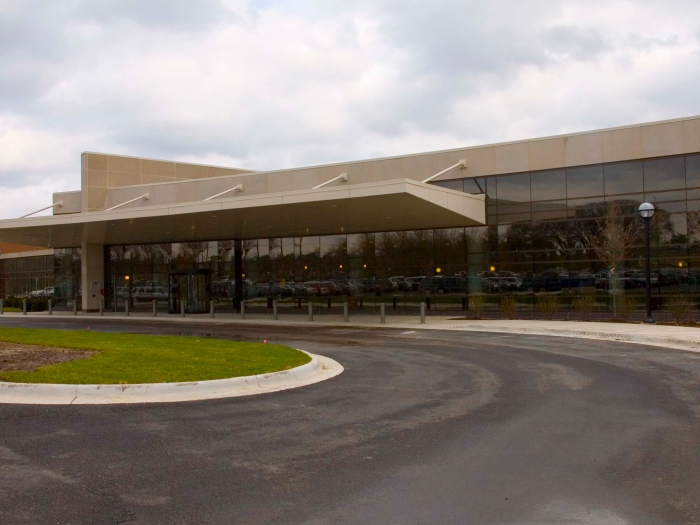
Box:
[3,307,21,312]
[0,327,310,385]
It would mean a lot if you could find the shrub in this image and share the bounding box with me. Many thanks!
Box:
[30,297,48,312]
[468,294,486,319]
[499,295,517,319]
[617,295,637,321]
[572,294,595,320]
[667,294,692,324]
[536,295,559,319]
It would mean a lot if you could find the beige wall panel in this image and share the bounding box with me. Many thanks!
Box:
[175,182,199,203]
[142,159,176,178]
[602,127,643,163]
[176,163,209,180]
[87,153,109,171]
[237,174,267,196]
[429,151,469,180]
[144,184,177,207]
[683,118,700,153]
[564,132,603,167]
[464,146,497,178]
[528,137,566,171]
[292,169,322,191]
[108,171,141,188]
[108,155,141,175]
[53,191,82,214]
[87,170,109,188]
[397,154,435,182]
[349,159,382,184]
[142,174,175,185]
[641,121,685,158]
[210,167,247,178]
[266,172,294,193]
[495,142,529,174]
[81,154,89,212]
[87,187,108,211]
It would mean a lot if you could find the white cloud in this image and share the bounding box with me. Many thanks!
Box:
[1,0,700,219]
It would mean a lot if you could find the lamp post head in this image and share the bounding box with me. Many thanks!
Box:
[638,202,655,219]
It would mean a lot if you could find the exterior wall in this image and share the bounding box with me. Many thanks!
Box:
[53,191,82,215]
[101,115,700,213]
[81,152,253,212]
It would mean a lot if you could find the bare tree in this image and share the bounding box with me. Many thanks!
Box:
[590,202,641,316]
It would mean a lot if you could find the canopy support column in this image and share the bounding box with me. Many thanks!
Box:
[81,241,105,312]
[234,239,243,313]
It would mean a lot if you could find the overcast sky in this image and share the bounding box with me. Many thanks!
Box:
[2,0,700,218]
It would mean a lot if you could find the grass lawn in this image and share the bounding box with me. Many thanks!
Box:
[0,327,310,385]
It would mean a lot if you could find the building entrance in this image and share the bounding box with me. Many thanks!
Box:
[169,269,210,314]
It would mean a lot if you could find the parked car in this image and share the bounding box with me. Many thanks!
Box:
[420,276,467,295]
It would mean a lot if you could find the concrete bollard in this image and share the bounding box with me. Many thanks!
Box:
[273,300,278,320]
[125,300,129,317]
[210,300,215,318]
[0,299,3,315]
[380,303,385,324]
[73,299,78,316]
[420,302,426,324]
[152,300,157,317]
[48,298,52,315]
[241,300,246,319]
[99,299,103,316]
[308,301,314,321]
[343,302,349,322]
[180,302,185,317]
[23,299,27,315]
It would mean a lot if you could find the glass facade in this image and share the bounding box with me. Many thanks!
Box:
[2,153,700,319]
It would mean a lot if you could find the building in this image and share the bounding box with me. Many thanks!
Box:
[1,115,699,318]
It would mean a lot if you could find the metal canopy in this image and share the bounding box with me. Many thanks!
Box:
[0,179,485,248]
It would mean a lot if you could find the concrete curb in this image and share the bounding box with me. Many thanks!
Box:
[0,351,343,405]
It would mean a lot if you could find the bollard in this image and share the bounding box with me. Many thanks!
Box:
[125,300,129,317]
[308,301,314,321]
[343,302,349,322]
[420,302,426,324]
[462,297,467,310]
[359,298,363,309]
[273,300,278,320]
[48,298,52,315]
[241,300,246,319]
[73,299,78,316]
[152,299,157,317]
[392,297,397,310]
[180,301,185,317]
[99,299,103,316]
[0,299,3,315]
[380,303,386,324]
[23,299,27,315]
[210,300,215,318]
[327,298,331,309]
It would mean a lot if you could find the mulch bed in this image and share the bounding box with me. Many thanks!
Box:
[0,341,93,373]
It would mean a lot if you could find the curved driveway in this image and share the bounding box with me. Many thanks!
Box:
[1,318,700,524]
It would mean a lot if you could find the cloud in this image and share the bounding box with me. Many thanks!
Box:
[0,0,699,219]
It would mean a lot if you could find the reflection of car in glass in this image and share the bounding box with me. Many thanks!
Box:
[403,276,425,291]
[498,277,523,291]
[30,286,55,297]
[132,286,168,301]
[420,277,467,295]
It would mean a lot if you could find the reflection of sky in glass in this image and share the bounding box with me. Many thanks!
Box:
[566,166,604,198]
[496,173,530,202]
[531,170,565,201]
[643,157,686,192]
[604,161,643,195]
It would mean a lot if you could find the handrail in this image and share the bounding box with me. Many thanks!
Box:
[20,201,63,218]
[422,160,466,183]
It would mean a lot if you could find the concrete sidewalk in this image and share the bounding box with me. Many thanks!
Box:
[4,310,700,353]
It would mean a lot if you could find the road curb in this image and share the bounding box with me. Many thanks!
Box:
[0,351,343,405]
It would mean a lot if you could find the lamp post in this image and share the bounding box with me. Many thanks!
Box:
[638,202,655,324]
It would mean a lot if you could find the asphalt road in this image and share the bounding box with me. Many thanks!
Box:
[1,317,700,525]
